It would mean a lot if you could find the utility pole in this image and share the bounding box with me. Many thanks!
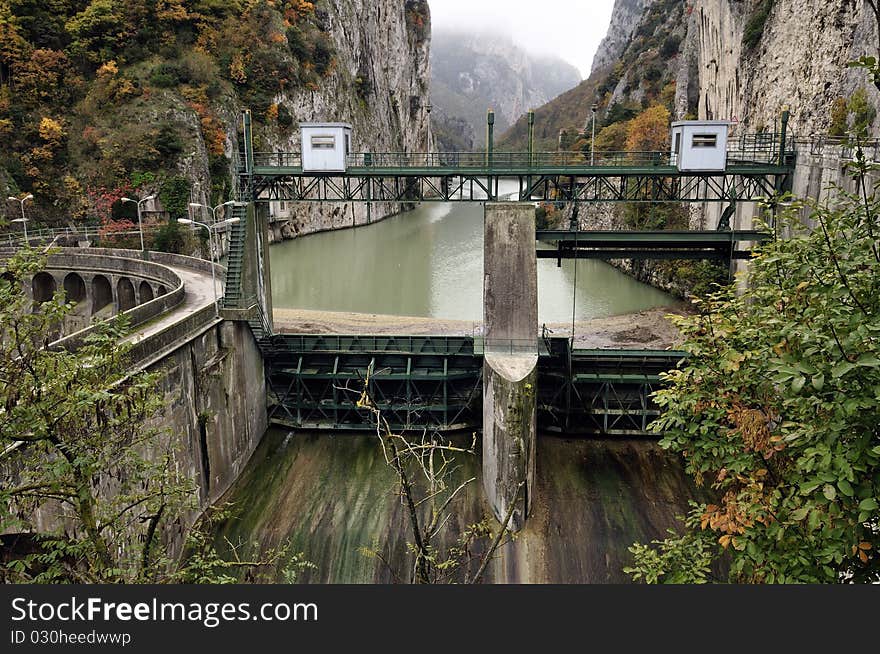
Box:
[121,195,156,252]
[527,110,535,167]
[591,103,598,166]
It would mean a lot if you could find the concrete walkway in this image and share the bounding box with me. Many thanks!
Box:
[121,263,220,364]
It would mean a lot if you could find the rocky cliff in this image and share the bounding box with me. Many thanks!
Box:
[0,0,433,242]
[682,0,879,135]
[431,29,581,150]
[263,0,435,241]
[517,0,880,298]
[592,0,660,73]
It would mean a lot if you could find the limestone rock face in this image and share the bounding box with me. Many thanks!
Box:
[683,1,879,135]
[265,0,434,238]
[594,0,878,133]
[592,0,659,73]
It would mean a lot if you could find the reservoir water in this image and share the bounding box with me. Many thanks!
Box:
[269,195,676,322]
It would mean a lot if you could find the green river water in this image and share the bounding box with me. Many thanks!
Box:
[269,195,676,321]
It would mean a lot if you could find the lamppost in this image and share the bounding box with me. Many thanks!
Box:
[120,195,155,252]
[590,103,598,166]
[189,200,235,225]
[179,216,240,316]
[189,200,235,259]
[7,194,33,243]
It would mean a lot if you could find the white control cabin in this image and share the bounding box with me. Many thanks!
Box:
[670,121,730,172]
[300,123,352,173]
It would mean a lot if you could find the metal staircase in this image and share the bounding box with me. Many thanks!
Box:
[222,203,248,310]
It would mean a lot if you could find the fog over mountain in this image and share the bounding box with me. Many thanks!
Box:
[430,28,582,151]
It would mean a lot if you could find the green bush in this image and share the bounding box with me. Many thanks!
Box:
[152,221,187,254]
[312,35,334,76]
[660,35,681,58]
[154,124,183,161]
[159,175,191,221]
[742,0,776,51]
[277,104,293,128]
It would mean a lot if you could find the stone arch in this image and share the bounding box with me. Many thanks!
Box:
[139,281,154,303]
[117,277,136,312]
[91,275,113,316]
[157,285,168,296]
[63,273,87,305]
[32,272,56,304]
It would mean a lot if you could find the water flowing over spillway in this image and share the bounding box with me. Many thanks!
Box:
[212,431,703,583]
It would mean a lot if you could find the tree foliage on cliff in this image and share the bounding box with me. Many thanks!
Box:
[0,0,336,222]
[626,157,880,583]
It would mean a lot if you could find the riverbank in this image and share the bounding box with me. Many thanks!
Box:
[273,305,690,350]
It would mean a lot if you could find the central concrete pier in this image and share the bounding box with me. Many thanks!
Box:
[482,203,538,531]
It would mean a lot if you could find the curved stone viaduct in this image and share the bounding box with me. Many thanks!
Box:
[0,247,267,553]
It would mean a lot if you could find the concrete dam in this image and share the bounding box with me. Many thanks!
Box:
[12,117,855,582]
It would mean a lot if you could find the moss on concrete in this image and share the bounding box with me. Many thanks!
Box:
[209,429,707,583]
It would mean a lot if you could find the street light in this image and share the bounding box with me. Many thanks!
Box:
[590,103,598,166]
[188,200,235,225]
[7,194,33,242]
[179,216,241,315]
[189,201,236,261]
[120,195,155,252]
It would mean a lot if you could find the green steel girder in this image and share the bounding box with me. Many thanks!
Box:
[535,230,772,261]
[537,346,686,436]
[261,334,477,357]
[536,230,772,245]
[243,164,791,204]
[264,335,686,437]
[264,335,483,432]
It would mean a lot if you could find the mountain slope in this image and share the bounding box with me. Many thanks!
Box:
[0,0,433,236]
[430,28,581,150]
[499,0,687,152]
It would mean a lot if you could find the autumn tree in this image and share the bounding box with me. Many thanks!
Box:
[626,154,880,584]
[625,104,671,152]
[593,121,629,153]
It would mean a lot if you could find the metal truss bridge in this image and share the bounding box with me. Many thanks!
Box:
[241,150,792,204]
[224,111,795,438]
[536,229,773,261]
[237,108,795,205]
[261,334,685,437]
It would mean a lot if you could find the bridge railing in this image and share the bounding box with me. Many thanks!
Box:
[0,225,161,247]
[249,147,787,172]
[801,136,880,161]
[253,152,302,168]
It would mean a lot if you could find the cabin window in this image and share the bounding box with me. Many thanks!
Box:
[311,135,336,150]
[345,133,350,156]
[692,133,718,148]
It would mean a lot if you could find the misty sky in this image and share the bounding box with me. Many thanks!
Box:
[428,0,616,78]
